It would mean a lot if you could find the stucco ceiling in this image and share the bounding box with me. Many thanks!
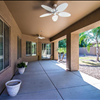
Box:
[5,1,100,38]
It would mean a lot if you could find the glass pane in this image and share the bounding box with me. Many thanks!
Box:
[18,38,20,58]
[0,37,3,71]
[49,44,51,54]
[0,37,3,55]
[20,39,21,57]
[31,43,34,54]
[4,23,9,69]
[42,43,43,53]
[29,42,31,54]
[42,43,51,59]
[0,19,3,35]
[17,37,19,59]
[0,20,3,71]
[0,59,3,71]
[46,44,48,54]
[26,41,32,56]
[35,43,36,54]
[32,42,36,56]
[26,41,28,54]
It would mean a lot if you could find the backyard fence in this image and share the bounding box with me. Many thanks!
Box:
[79,47,100,55]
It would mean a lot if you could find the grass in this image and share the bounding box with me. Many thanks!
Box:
[79,56,100,60]
[79,56,100,67]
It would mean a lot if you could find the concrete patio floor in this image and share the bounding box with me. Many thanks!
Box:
[0,60,100,100]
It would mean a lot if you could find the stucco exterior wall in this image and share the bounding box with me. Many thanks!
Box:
[71,33,79,71]
[0,1,22,93]
[79,47,100,55]
[22,35,52,61]
[22,34,38,62]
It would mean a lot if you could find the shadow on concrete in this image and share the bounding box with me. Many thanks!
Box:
[0,60,100,99]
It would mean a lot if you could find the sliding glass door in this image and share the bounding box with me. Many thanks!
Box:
[42,43,51,59]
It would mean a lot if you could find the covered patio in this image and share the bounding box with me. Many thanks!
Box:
[1,60,100,99]
[0,1,100,99]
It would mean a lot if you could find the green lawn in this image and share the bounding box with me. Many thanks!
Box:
[79,56,100,66]
[79,56,100,60]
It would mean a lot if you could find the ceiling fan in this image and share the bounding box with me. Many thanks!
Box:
[33,1,58,10]
[40,3,71,22]
[36,34,45,39]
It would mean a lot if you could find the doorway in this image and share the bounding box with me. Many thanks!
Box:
[42,43,51,59]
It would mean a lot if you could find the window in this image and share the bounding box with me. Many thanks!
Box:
[42,43,51,59]
[0,19,9,72]
[17,36,21,59]
[26,41,36,56]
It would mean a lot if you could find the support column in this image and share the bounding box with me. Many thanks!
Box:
[71,33,79,71]
[54,41,58,60]
[67,33,79,71]
[67,33,71,70]
[51,43,54,60]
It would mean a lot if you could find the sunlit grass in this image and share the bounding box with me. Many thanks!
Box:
[79,56,100,66]
[79,60,100,66]
[79,56,100,60]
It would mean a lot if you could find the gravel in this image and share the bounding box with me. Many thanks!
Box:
[79,65,100,79]
[58,59,100,80]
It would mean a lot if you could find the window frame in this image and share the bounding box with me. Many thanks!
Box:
[26,41,37,57]
[17,36,21,59]
[0,17,10,73]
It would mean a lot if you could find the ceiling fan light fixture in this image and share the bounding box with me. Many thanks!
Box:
[40,3,71,22]
[52,15,58,22]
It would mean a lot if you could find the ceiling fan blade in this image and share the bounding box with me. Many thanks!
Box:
[41,37,45,39]
[58,12,71,17]
[41,5,53,12]
[52,15,58,22]
[56,3,68,12]
[39,37,45,39]
[40,13,52,17]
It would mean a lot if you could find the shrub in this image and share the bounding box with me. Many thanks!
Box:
[17,62,27,68]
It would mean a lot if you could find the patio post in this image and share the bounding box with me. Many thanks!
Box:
[66,33,71,70]
[51,43,54,60]
[54,41,58,60]
[67,33,79,71]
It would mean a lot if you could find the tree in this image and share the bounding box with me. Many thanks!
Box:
[79,33,87,47]
[57,48,63,61]
[79,27,100,61]
[58,39,66,48]
[57,48,66,61]
[61,48,66,60]
[57,39,67,61]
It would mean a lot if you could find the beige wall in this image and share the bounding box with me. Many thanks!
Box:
[0,1,23,93]
[79,47,100,55]
[22,34,38,62]
[71,33,79,71]
[0,2,53,93]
